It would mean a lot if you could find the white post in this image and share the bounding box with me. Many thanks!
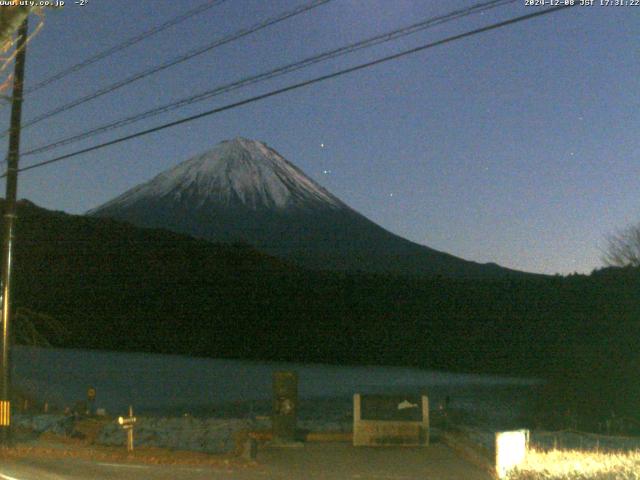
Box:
[495,430,528,479]
[127,405,134,452]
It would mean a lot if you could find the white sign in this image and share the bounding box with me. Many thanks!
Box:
[495,430,528,479]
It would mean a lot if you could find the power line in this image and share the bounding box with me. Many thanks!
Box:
[6,5,575,178]
[3,0,334,138]
[24,0,228,95]
[24,0,516,158]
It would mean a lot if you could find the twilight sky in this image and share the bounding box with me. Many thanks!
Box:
[0,0,638,275]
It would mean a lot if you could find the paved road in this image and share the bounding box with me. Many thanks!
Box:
[0,443,492,479]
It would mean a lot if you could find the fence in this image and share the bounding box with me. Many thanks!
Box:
[443,420,640,479]
[532,429,640,453]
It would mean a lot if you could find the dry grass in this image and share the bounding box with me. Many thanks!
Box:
[0,436,256,469]
[508,448,640,479]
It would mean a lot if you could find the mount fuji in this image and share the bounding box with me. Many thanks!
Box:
[88,138,524,277]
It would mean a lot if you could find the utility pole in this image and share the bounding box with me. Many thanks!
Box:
[0,16,28,445]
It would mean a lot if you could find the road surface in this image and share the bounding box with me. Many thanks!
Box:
[0,442,491,479]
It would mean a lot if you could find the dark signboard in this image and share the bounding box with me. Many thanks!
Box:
[360,394,423,422]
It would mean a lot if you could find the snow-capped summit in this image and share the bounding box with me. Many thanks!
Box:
[89,138,525,277]
[93,137,345,213]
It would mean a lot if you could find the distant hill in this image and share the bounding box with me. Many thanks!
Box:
[88,138,531,278]
[9,199,298,356]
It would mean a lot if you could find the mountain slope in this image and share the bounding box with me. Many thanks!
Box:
[88,137,527,277]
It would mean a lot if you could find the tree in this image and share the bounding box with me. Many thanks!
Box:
[603,223,640,267]
[0,6,32,46]
[14,307,69,347]
[0,7,46,101]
